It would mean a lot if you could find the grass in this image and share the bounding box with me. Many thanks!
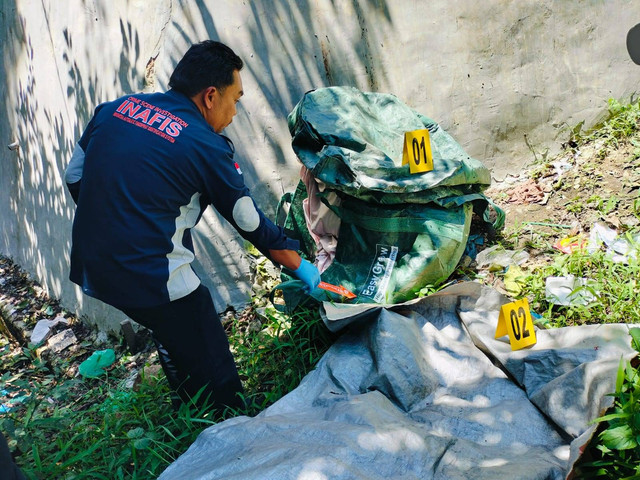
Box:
[571,329,640,479]
[228,303,336,409]
[518,248,640,328]
[1,301,333,479]
[1,342,213,478]
[566,97,640,158]
[516,94,640,326]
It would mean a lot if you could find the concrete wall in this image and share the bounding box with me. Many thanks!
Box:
[1,0,639,332]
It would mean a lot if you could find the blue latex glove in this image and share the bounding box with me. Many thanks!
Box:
[292,259,321,293]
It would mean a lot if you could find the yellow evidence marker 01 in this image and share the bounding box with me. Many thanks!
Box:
[402,129,433,174]
[495,298,537,351]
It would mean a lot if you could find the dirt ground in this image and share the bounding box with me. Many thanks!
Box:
[486,138,640,256]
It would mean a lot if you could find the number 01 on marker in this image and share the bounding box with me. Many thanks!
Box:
[402,129,433,174]
[495,298,537,350]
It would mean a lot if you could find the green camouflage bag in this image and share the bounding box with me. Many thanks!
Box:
[273,87,499,312]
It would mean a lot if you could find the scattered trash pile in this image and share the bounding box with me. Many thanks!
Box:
[0,255,158,417]
[273,86,501,311]
[546,222,639,306]
[5,311,117,381]
[472,221,639,309]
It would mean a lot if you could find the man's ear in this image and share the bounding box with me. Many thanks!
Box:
[203,86,217,109]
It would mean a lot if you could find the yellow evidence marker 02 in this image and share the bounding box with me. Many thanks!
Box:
[495,298,537,351]
[402,129,433,174]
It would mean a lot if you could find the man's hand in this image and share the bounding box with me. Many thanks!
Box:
[268,249,321,293]
[292,259,321,293]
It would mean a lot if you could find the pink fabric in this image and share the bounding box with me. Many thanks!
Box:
[300,166,341,273]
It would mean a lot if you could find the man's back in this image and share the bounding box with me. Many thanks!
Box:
[69,89,235,308]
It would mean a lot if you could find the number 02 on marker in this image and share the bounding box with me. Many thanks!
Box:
[495,298,537,350]
[402,129,433,174]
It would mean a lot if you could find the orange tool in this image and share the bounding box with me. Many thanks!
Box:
[318,281,357,299]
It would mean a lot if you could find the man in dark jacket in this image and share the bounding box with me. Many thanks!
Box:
[0,432,26,480]
[65,40,320,412]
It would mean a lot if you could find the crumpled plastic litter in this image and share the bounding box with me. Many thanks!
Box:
[30,316,69,344]
[545,276,598,306]
[551,158,575,177]
[463,233,485,260]
[552,236,587,254]
[530,310,551,329]
[476,245,529,270]
[0,389,29,413]
[78,349,116,378]
[504,264,527,295]
[587,222,639,263]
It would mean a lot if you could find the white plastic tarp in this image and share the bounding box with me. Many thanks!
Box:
[159,282,637,480]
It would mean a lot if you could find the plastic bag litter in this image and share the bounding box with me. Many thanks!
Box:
[545,276,598,306]
[588,222,639,263]
[504,264,527,295]
[78,349,116,378]
[30,316,69,345]
[475,245,529,270]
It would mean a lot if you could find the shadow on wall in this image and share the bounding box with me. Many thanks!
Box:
[2,4,151,326]
[0,0,21,258]
[167,0,393,208]
[59,14,149,319]
[5,15,82,308]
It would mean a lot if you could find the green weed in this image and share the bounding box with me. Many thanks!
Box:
[587,194,620,216]
[0,346,213,479]
[229,304,335,411]
[518,245,640,328]
[571,328,640,479]
[571,97,640,152]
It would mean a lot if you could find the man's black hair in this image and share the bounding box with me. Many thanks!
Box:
[169,40,243,97]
